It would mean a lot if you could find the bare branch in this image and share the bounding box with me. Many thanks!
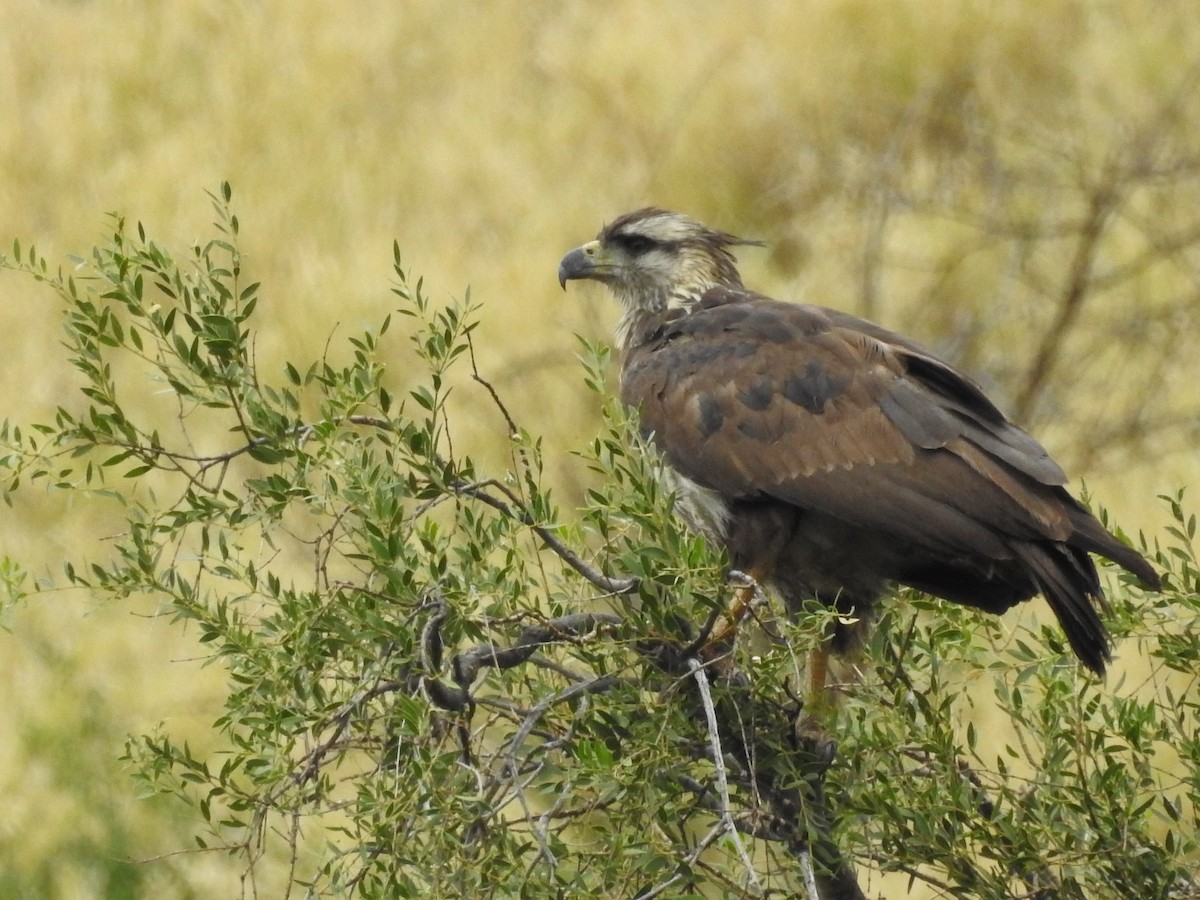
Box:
[687,656,763,895]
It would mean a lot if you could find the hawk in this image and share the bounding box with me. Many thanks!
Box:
[558,207,1160,678]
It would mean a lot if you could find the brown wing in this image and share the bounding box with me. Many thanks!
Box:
[618,287,1162,676]
[619,287,1077,559]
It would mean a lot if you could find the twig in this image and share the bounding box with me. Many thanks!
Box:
[463,330,642,598]
[632,818,751,900]
[1013,177,1118,421]
[862,853,956,894]
[466,330,520,437]
[799,847,821,900]
[449,477,639,595]
[421,603,623,713]
[902,746,1067,895]
[687,656,763,896]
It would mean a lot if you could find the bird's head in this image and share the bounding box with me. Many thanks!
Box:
[558,208,758,316]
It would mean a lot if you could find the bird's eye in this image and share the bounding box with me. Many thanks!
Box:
[616,234,658,255]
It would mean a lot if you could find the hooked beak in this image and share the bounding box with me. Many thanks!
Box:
[557,240,603,290]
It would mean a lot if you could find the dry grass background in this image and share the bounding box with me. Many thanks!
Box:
[2,1,1199,895]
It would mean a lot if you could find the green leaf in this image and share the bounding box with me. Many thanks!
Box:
[247,442,284,464]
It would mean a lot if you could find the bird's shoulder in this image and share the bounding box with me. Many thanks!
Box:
[627,287,835,350]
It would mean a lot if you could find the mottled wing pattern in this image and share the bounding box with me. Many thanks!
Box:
[619,288,1078,561]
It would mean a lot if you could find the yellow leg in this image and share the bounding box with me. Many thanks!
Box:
[702,570,762,651]
[807,642,830,703]
[801,642,840,740]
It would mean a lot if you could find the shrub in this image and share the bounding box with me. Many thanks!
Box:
[2,187,1197,898]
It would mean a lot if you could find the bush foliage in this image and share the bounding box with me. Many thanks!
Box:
[2,189,1198,898]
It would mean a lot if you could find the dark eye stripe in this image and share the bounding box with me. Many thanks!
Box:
[612,233,659,255]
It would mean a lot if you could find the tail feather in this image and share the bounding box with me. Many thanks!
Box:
[1013,542,1111,675]
[1067,503,1162,590]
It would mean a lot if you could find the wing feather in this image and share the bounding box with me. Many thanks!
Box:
[620,289,1073,555]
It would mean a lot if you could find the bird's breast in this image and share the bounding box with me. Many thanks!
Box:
[666,469,732,543]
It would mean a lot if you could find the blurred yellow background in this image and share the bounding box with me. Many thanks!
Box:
[2,1,1198,895]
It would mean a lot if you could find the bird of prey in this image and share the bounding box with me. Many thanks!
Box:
[558,207,1160,679]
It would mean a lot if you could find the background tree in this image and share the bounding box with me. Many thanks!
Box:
[2,189,1197,898]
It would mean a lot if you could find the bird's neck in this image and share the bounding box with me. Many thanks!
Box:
[613,283,713,352]
[615,306,656,353]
